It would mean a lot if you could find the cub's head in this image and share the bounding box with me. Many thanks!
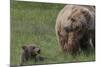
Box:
[22,45,40,55]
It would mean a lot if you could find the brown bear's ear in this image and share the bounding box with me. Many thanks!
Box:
[81,9,91,23]
[22,46,26,50]
[92,6,95,9]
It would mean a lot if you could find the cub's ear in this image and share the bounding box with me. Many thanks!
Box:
[22,46,26,50]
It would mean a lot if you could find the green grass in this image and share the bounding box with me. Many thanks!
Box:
[10,1,95,66]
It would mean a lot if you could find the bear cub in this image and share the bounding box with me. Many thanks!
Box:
[20,44,44,65]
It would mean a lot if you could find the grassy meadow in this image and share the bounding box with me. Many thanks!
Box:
[10,1,95,66]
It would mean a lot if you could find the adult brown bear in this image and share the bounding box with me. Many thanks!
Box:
[55,5,95,55]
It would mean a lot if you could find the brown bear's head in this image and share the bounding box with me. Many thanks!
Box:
[60,7,91,53]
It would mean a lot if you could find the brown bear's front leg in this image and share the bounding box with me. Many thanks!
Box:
[57,31,67,52]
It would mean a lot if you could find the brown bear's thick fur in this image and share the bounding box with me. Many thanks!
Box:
[55,5,95,54]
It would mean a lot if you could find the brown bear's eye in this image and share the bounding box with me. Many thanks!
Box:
[71,18,76,22]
